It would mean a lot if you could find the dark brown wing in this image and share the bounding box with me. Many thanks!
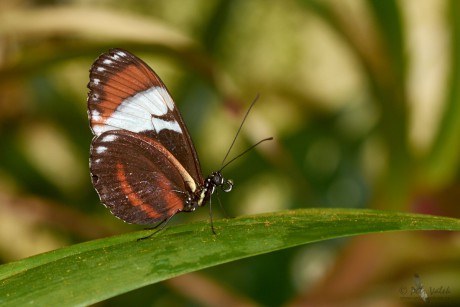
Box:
[90,129,197,224]
[87,48,203,186]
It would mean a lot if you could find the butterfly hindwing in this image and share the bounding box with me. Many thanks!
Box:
[90,130,193,224]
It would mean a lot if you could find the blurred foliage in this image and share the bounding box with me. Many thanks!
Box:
[0,0,459,305]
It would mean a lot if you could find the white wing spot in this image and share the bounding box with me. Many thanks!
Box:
[97,67,105,72]
[93,125,105,135]
[101,134,118,142]
[152,118,182,134]
[91,110,101,121]
[93,78,100,85]
[116,51,127,57]
[96,146,107,154]
[103,59,113,65]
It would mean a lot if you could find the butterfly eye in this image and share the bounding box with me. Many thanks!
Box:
[211,172,224,185]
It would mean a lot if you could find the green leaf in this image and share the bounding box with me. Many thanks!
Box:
[1,208,459,306]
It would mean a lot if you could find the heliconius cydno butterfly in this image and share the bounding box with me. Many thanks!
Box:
[87,48,270,236]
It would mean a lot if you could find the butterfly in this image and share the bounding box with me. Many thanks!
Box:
[87,48,235,233]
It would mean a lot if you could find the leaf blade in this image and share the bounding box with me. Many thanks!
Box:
[1,208,459,306]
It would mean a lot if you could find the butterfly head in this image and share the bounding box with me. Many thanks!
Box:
[208,171,233,193]
[197,171,233,206]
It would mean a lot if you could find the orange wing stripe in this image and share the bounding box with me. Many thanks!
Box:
[116,162,160,219]
[157,172,184,216]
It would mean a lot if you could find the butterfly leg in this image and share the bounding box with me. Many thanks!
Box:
[208,197,217,235]
[137,216,174,241]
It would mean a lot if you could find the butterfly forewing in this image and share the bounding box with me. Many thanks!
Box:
[90,130,190,224]
[87,48,203,185]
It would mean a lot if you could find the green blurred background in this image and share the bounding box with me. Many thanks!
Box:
[1,0,460,305]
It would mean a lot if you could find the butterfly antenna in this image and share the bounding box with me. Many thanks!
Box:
[220,137,273,171]
[220,94,260,168]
